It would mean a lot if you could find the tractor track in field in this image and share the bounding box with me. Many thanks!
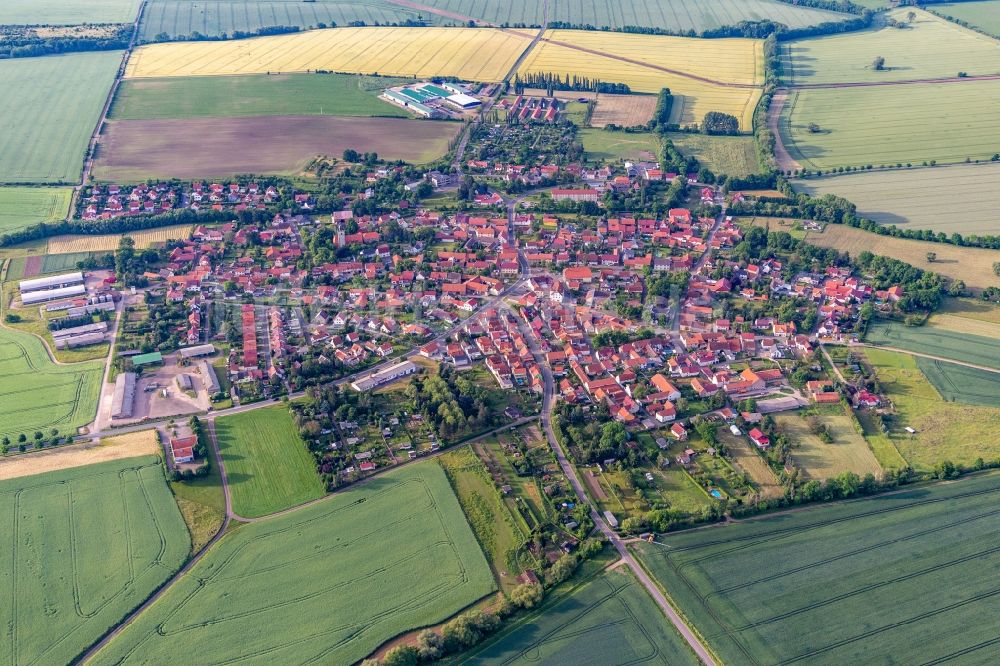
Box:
[789,72,1000,90]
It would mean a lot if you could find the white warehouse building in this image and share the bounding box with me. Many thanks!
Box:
[21,284,87,305]
[19,271,84,294]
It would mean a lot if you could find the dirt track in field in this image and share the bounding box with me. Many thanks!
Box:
[93,116,461,180]
[767,89,802,173]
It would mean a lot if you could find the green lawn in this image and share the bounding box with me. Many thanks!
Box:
[92,461,495,665]
[0,187,72,235]
[0,456,189,666]
[782,8,1000,85]
[0,51,122,183]
[780,80,1000,170]
[439,446,528,591]
[214,405,325,518]
[864,349,1000,470]
[466,567,699,665]
[929,1,1000,38]
[866,319,1000,370]
[632,471,1000,665]
[580,128,660,162]
[111,73,412,120]
[666,132,760,178]
[0,0,140,23]
[0,325,103,441]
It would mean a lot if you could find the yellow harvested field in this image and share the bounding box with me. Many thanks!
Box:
[0,430,160,481]
[125,27,531,82]
[518,30,764,130]
[47,225,193,253]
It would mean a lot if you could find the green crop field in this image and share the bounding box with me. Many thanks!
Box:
[791,163,1000,236]
[0,456,189,666]
[580,129,660,163]
[782,8,1000,85]
[0,0,140,24]
[111,73,412,120]
[0,187,72,236]
[423,0,851,32]
[214,405,325,518]
[632,471,1000,665]
[466,567,699,665]
[0,51,122,184]
[92,462,496,665]
[866,320,1000,370]
[917,357,1000,407]
[41,252,95,275]
[666,132,761,178]
[0,326,103,440]
[933,1,1000,38]
[139,0,440,41]
[779,80,1000,170]
[864,348,1000,469]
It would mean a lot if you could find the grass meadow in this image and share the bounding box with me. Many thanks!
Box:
[126,27,531,82]
[466,567,699,665]
[214,406,325,518]
[580,129,660,162]
[779,80,1000,170]
[0,0,139,24]
[140,0,436,40]
[0,325,103,441]
[791,163,1000,236]
[92,462,496,666]
[932,297,1000,329]
[0,456,189,666]
[0,51,122,183]
[781,8,1000,85]
[780,222,1000,292]
[519,31,764,130]
[169,428,226,553]
[864,349,1000,470]
[666,132,761,177]
[111,73,411,120]
[439,447,527,592]
[865,320,1000,370]
[631,471,1000,664]
[716,427,784,499]
[776,408,882,481]
[0,188,72,235]
[917,358,1000,408]
[932,1,1000,38]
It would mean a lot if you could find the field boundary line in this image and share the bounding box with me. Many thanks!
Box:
[788,72,1000,90]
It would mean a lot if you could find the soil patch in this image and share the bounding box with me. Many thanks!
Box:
[93,115,461,180]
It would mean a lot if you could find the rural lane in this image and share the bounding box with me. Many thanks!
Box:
[510,304,717,665]
[72,0,147,215]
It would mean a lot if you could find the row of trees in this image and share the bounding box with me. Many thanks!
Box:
[0,25,131,58]
[512,72,631,95]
